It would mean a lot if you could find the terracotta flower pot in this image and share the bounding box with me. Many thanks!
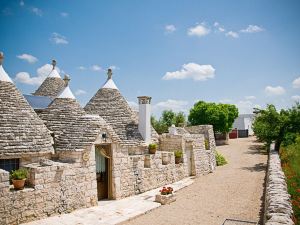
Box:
[149,148,157,154]
[12,179,26,190]
[175,157,182,164]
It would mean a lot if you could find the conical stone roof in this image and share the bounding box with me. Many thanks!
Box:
[56,114,120,151]
[33,60,65,98]
[0,53,54,156]
[84,69,157,146]
[38,75,85,137]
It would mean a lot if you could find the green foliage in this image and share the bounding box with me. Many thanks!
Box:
[204,139,209,150]
[216,151,227,166]
[148,143,157,150]
[174,150,183,158]
[253,103,300,150]
[151,110,186,134]
[10,168,28,180]
[280,136,300,223]
[188,101,238,133]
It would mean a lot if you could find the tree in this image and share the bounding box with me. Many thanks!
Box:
[188,101,238,133]
[253,103,300,151]
[151,110,187,134]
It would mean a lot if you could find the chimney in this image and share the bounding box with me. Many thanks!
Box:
[137,96,152,144]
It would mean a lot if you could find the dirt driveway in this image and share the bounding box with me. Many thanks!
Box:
[123,137,268,225]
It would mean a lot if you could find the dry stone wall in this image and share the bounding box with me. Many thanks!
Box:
[264,144,294,225]
[0,153,97,225]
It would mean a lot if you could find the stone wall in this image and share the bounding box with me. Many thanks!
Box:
[185,125,216,150]
[0,152,97,225]
[159,134,183,152]
[264,144,294,225]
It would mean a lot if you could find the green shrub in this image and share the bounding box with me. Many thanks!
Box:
[216,151,227,166]
[10,168,28,180]
[148,143,157,150]
[205,139,209,150]
[281,136,300,222]
[174,150,183,158]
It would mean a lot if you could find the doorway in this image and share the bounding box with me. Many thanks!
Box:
[95,145,112,200]
[185,149,193,176]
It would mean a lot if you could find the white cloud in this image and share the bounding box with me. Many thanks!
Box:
[226,31,239,38]
[235,100,256,114]
[77,66,87,70]
[245,96,256,100]
[91,65,102,71]
[20,1,24,6]
[109,65,119,70]
[214,22,219,27]
[292,95,300,101]
[128,101,138,111]
[163,63,215,81]
[17,54,38,64]
[219,99,232,103]
[218,27,225,32]
[265,86,286,96]
[240,25,264,33]
[153,99,189,113]
[292,77,300,88]
[15,64,60,85]
[50,32,68,45]
[60,12,69,17]
[75,89,87,96]
[188,23,210,37]
[31,7,42,16]
[165,24,176,33]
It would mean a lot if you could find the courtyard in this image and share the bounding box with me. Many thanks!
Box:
[22,137,267,225]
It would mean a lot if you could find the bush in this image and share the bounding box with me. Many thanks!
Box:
[216,151,227,166]
[280,136,300,223]
[10,168,28,180]
[174,150,183,158]
[148,143,157,150]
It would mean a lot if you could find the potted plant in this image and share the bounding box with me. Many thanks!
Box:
[174,150,183,164]
[10,168,28,190]
[148,143,157,154]
[155,186,176,205]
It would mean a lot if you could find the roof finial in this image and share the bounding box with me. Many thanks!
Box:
[0,52,4,66]
[107,68,112,80]
[63,74,70,87]
[52,59,57,70]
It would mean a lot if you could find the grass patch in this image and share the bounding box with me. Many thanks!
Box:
[216,151,227,166]
[280,136,300,224]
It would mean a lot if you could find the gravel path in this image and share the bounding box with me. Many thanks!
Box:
[123,137,268,225]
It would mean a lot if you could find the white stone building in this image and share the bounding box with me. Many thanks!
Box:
[0,54,217,225]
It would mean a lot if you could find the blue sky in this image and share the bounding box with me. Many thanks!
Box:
[1,0,300,117]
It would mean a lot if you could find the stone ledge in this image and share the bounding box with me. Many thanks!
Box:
[264,143,294,225]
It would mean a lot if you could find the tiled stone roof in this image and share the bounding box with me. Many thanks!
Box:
[38,76,85,137]
[33,77,65,99]
[38,98,85,137]
[0,76,54,156]
[56,115,121,151]
[85,70,159,146]
[84,87,145,146]
[33,60,65,98]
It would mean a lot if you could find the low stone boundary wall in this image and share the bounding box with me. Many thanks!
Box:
[264,144,294,225]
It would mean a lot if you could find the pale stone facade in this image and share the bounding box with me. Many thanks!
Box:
[0,56,217,225]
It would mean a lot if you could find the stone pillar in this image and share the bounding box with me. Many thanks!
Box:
[137,96,152,144]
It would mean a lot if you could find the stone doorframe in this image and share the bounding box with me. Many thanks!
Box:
[95,144,113,200]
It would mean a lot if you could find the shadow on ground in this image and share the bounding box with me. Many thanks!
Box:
[246,144,268,155]
[240,163,267,172]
